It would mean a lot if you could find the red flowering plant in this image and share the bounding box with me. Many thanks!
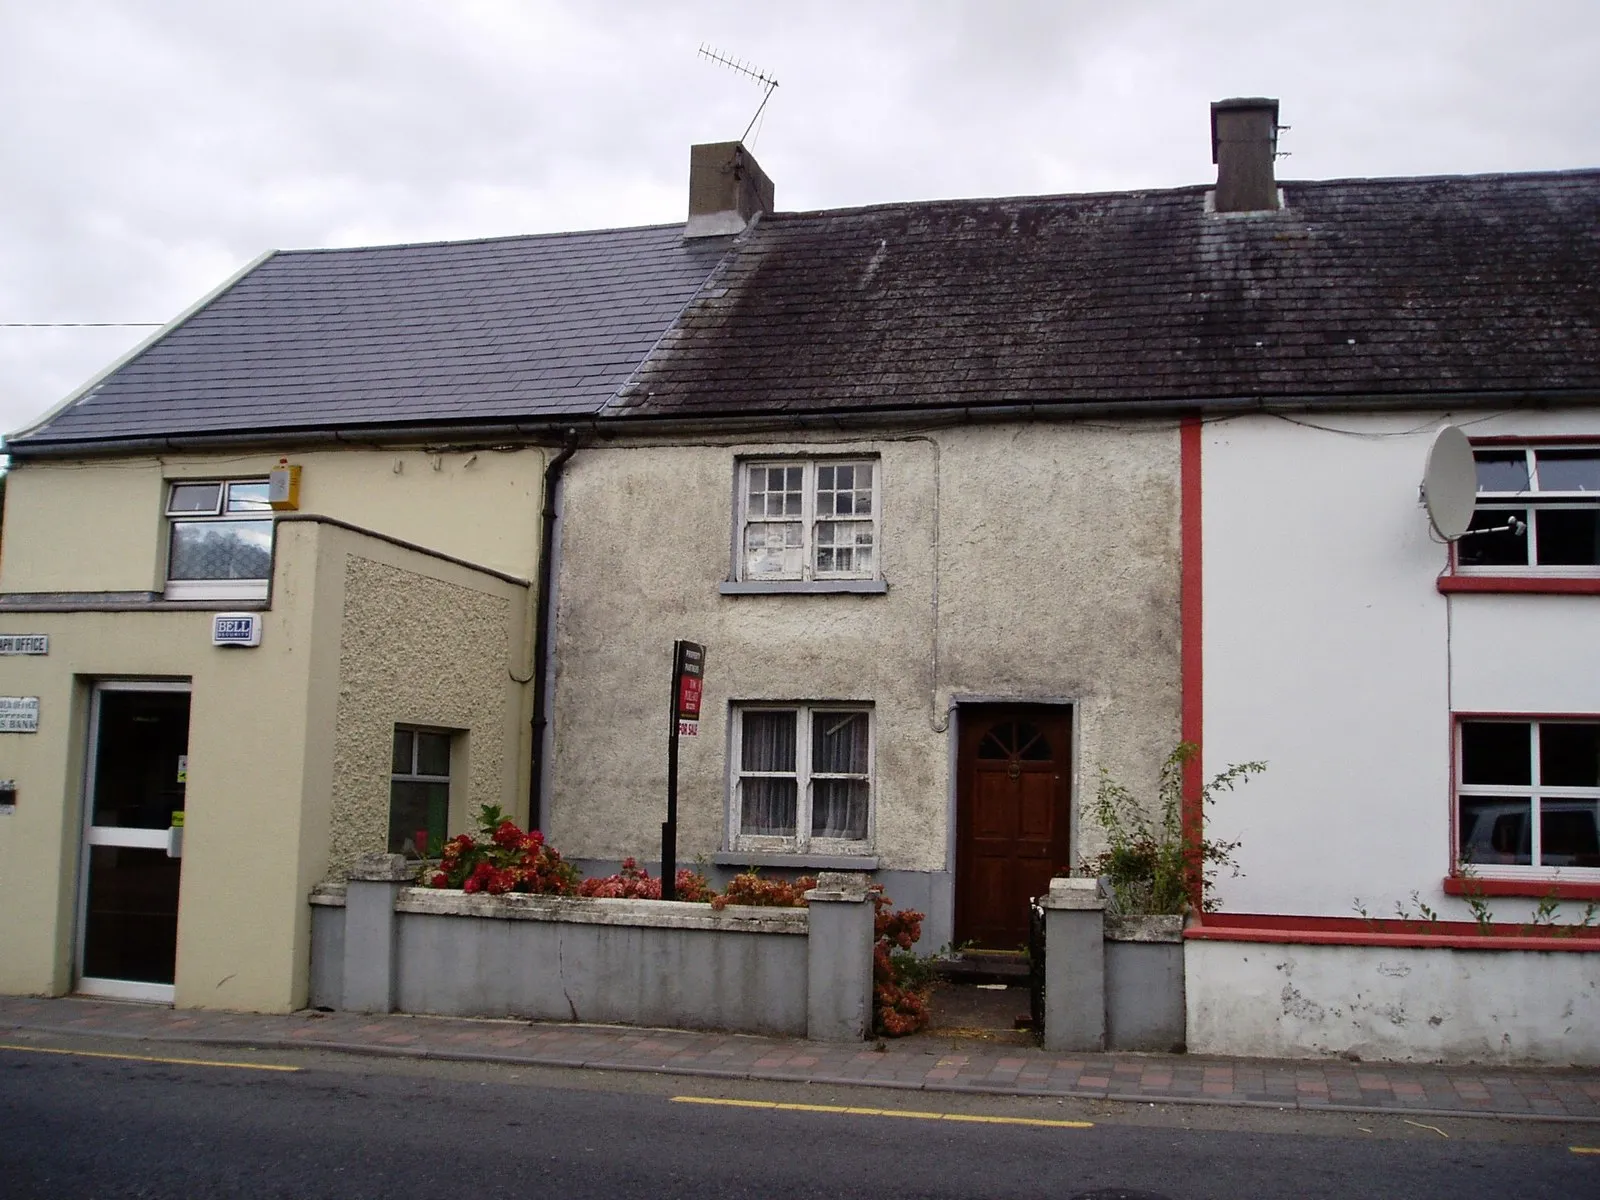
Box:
[577,857,715,902]
[871,888,932,1037]
[710,871,818,911]
[424,804,579,897]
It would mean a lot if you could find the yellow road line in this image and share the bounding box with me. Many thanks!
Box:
[672,1095,1091,1128]
[0,1043,299,1073]
[1572,1146,1600,1156]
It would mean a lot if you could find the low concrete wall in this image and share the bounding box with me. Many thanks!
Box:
[1186,938,1600,1065]
[310,862,874,1040]
[1040,880,1186,1052]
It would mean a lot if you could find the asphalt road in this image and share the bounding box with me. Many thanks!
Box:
[1,1040,1594,1199]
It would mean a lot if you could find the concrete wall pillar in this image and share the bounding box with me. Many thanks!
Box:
[341,853,414,1013]
[805,872,875,1042]
[1042,877,1106,1052]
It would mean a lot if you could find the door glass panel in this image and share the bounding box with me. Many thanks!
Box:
[91,690,190,828]
[82,846,182,984]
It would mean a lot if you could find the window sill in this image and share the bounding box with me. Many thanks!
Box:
[1438,574,1600,595]
[713,850,880,871]
[1442,875,1600,901]
[719,580,887,596]
[164,580,270,603]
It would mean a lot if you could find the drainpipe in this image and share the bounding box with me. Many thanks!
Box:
[528,433,578,830]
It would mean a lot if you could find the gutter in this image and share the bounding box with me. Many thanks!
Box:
[527,432,579,831]
[8,387,1597,460]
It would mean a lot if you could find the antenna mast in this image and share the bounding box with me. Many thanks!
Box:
[697,44,779,143]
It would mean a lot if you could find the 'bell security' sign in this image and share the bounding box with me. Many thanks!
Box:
[212,614,262,647]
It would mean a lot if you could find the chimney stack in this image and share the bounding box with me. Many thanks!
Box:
[685,142,774,238]
[1210,98,1281,213]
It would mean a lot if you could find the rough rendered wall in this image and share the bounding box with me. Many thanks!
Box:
[549,423,1180,888]
[327,556,517,875]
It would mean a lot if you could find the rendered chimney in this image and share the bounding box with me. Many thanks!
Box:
[686,141,774,238]
[1210,98,1281,213]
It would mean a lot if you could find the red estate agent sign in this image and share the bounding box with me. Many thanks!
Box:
[676,642,705,735]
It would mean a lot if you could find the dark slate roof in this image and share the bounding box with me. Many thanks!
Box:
[11,224,732,450]
[610,170,1600,418]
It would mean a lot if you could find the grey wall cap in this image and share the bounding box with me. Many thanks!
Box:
[806,871,872,903]
[309,881,349,906]
[348,853,418,883]
[1043,876,1107,910]
[396,887,808,934]
[1105,913,1185,942]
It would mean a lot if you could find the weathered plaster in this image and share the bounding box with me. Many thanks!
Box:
[548,422,1181,921]
[1187,939,1600,1065]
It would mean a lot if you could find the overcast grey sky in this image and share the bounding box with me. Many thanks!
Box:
[3,0,1598,440]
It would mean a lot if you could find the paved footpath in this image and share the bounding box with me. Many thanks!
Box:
[3,994,1598,1124]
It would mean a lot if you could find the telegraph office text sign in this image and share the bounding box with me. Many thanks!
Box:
[0,635,48,656]
[0,697,40,733]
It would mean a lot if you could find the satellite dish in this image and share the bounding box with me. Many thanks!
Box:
[1423,425,1477,541]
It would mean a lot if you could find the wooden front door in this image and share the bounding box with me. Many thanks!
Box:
[955,706,1073,950]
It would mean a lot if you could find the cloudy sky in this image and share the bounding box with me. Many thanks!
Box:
[3,0,1598,440]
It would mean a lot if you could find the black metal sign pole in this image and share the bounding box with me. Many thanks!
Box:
[662,641,682,902]
[662,640,705,903]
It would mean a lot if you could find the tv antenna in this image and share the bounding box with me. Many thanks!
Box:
[698,44,779,143]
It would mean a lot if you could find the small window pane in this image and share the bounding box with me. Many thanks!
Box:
[1458,796,1532,865]
[1541,801,1600,867]
[1535,509,1600,566]
[813,779,869,839]
[741,778,797,836]
[1541,724,1600,788]
[1535,450,1600,493]
[388,781,449,855]
[168,520,274,580]
[741,711,796,772]
[1474,452,1529,493]
[745,523,804,577]
[1460,721,1531,786]
[1456,509,1528,567]
[814,712,868,774]
[392,729,414,775]
[415,732,452,778]
[226,481,272,513]
[168,482,222,515]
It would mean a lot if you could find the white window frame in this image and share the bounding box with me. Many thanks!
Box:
[1456,444,1600,577]
[729,703,875,854]
[1456,717,1600,877]
[389,725,454,856]
[735,458,881,583]
[163,478,275,601]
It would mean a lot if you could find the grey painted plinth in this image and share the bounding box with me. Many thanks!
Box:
[1042,877,1106,1052]
[805,872,874,1042]
[342,854,415,1013]
[1105,915,1186,1052]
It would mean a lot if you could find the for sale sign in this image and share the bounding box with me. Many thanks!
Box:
[675,641,705,736]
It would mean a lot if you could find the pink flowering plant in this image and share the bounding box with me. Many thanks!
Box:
[424,804,579,896]
[578,857,715,902]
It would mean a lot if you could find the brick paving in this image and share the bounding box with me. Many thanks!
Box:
[2,994,1598,1123]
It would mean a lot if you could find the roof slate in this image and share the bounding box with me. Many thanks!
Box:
[11,224,732,449]
[611,171,1600,418]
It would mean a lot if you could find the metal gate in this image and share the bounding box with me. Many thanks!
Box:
[1027,894,1046,1040]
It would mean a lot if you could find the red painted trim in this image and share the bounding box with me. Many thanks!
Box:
[1438,575,1600,595]
[1443,876,1600,901]
[1185,911,1600,951]
[1179,416,1204,911]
